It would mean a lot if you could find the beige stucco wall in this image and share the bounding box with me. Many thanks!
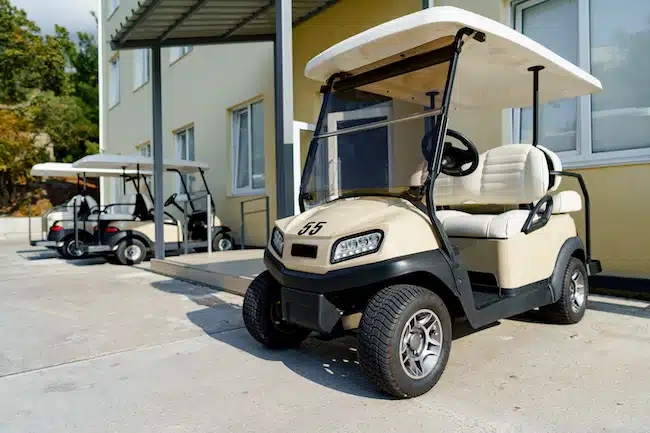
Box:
[102,1,275,247]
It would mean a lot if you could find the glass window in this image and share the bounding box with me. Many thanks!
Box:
[170,46,193,63]
[513,0,650,167]
[139,142,151,157]
[590,0,650,153]
[232,100,265,195]
[175,127,195,194]
[134,49,150,90]
[109,56,120,107]
[107,0,119,16]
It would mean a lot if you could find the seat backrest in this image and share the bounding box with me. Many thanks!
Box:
[433,144,550,206]
[538,145,562,192]
[142,194,154,212]
[112,194,137,215]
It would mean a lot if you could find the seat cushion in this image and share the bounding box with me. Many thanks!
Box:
[437,209,530,239]
[87,213,136,221]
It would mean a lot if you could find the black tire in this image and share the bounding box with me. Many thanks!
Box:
[115,238,147,266]
[540,257,589,324]
[242,271,311,349]
[61,237,86,260]
[357,284,452,399]
[212,232,234,251]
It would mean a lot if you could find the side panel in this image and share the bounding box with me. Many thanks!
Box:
[452,214,577,289]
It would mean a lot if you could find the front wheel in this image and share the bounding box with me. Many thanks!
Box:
[242,271,311,349]
[115,238,147,266]
[357,285,452,399]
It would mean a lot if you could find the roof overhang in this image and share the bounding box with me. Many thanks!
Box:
[110,0,341,50]
[31,162,152,178]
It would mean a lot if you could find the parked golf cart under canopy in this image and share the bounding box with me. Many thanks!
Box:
[71,154,234,265]
[28,162,152,258]
[243,6,603,399]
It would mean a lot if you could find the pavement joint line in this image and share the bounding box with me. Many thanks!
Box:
[0,325,246,380]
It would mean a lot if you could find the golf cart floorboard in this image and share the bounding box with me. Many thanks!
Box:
[468,279,553,326]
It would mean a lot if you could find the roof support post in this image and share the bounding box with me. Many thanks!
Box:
[152,45,165,259]
[274,0,295,220]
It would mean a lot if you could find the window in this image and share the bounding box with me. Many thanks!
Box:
[134,49,150,90]
[107,0,119,17]
[232,100,265,195]
[175,126,195,194]
[170,46,193,63]
[138,142,151,157]
[513,0,650,167]
[109,55,120,108]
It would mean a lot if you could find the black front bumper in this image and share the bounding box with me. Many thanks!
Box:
[264,248,458,334]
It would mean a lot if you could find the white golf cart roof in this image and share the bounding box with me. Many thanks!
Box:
[31,162,152,177]
[305,6,602,108]
[72,154,209,174]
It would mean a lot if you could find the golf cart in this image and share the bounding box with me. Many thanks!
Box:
[242,6,603,398]
[71,154,234,265]
[28,162,150,259]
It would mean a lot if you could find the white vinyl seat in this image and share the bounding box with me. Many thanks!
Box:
[422,143,582,239]
[87,194,139,221]
[45,195,98,228]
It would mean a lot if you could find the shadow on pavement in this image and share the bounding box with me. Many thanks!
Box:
[150,278,508,400]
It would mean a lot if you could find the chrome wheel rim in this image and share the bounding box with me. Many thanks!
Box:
[399,308,443,380]
[218,238,233,251]
[124,245,142,262]
[569,270,586,313]
[66,241,83,257]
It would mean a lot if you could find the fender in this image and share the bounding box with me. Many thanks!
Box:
[213,225,232,234]
[103,230,154,251]
[549,236,585,302]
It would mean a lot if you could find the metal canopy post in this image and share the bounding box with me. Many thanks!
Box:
[274,0,294,219]
[152,46,165,259]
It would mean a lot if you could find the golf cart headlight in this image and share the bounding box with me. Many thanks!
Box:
[271,228,284,256]
[331,231,383,264]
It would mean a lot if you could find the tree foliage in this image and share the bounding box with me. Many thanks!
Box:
[0,0,98,182]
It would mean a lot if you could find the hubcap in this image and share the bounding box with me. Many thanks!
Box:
[569,270,586,313]
[124,245,142,261]
[218,238,233,250]
[67,241,83,257]
[400,309,443,380]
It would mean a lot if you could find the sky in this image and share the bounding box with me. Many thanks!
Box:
[12,0,98,36]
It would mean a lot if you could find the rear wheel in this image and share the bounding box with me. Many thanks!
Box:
[357,284,452,399]
[540,257,588,324]
[115,238,147,266]
[242,271,311,349]
[60,237,86,260]
[212,232,234,251]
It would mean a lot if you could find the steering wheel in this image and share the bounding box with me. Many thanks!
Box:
[164,193,177,207]
[440,129,479,177]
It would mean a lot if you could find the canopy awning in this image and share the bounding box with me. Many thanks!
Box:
[111,0,340,49]
[73,154,210,174]
[31,162,152,178]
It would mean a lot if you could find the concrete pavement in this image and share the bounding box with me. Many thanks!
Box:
[1,238,649,433]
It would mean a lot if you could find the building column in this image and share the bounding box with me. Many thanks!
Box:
[151,46,165,259]
[274,0,294,220]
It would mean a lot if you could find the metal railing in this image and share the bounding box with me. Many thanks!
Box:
[240,196,270,250]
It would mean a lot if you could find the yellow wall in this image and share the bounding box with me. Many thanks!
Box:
[292,0,423,125]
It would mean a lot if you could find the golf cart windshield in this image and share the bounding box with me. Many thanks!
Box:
[302,59,450,208]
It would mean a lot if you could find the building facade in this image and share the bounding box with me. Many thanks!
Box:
[102,0,650,281]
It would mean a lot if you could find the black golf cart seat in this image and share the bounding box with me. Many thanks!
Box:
[416,144,582,239]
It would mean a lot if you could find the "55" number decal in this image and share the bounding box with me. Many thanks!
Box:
[297,221,326,236]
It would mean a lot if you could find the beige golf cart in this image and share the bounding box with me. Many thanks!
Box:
[28,162,151,259]
[242,6,603,399]
[71,154,234,265]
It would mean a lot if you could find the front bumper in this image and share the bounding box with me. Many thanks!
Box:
[264,248,457,334]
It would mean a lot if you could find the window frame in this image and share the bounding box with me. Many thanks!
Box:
[511,0,650,168]
[169,46,193,64]
[107,0,120,18]
[133,49,150,91]
[231,99,265,196]
[109,54,120,108]
[137,141,152,157]
[174,125,196,195]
